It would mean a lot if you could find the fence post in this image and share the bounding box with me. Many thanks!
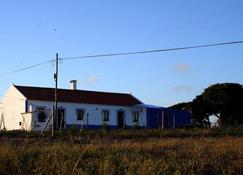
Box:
[173,114,176,129]
[162,111,164,132]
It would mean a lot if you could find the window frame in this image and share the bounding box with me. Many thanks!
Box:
[102,110,110,122]
[76,108,85,121]
[36,106,46,123]
[132,111,139,123]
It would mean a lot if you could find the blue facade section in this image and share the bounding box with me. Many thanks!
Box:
[146,107,191,129]
[146,108,164,128]
[166,108,191,128]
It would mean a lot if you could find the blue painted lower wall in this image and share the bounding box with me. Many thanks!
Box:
[66,124,145,129]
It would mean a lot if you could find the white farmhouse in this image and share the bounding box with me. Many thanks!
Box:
[0,82,146,131]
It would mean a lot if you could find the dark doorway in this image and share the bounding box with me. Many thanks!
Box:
[157,113,162,129]
[163,112,169,128]
[57,108,65,130]
[117,111,125,129]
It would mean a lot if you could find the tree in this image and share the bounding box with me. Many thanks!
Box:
[191,95,211,127]
[191,83,243,127]
[168,102,191,111]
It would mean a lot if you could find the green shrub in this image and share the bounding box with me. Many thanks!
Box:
[102,122,110,133]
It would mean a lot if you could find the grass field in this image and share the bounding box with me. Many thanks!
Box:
[1,128,243,175]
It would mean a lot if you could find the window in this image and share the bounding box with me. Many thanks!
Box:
[132,111,139,123]
[102,110,109,122]
[76,109,85,120]
[36,106,46,122]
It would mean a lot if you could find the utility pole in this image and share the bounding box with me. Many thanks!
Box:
[53,53,58,137]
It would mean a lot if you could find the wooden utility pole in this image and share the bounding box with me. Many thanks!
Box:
[53,53,58,137]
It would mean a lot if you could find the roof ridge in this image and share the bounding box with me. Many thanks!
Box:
[14,84,132,95]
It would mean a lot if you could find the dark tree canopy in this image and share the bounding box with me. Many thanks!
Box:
[192,83,243,127]
[168,102,191,111]
[191,95,211,127]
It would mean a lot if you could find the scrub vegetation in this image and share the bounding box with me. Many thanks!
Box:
[1,127,243,175]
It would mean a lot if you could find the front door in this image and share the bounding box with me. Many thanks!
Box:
[117,111,124,129]
[164,112,169,128]
[57,108,65,130]
[157,113,162,129]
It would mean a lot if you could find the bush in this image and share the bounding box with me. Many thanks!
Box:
[102,123,110,133]
[132,123,140,130]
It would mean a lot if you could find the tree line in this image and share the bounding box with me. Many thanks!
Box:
[169,83,243,127]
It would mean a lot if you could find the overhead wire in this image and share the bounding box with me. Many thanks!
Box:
[0,59,54,77]
[60,40,243,60]
[0,40,243,77]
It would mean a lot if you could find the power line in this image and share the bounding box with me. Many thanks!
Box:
[60,40,243,60]
[0,40,243,77]
[0,59,54,77]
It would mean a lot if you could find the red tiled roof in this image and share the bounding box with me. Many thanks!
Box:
[15,85,142,106]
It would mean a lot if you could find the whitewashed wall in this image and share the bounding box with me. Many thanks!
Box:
[0,103,3,116]
[0,103,4,130]
[21,110,52,131]
[28,100,147,130]
[1,85,26,130]
[21,112,32,131]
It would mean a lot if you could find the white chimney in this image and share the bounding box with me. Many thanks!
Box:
[70,80,77,90]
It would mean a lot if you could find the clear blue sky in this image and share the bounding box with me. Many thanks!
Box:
[0,0,243,107]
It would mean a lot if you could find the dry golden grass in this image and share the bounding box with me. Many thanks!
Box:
[0,134,243,175]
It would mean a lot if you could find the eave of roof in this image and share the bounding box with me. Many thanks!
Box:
[14,85,143,106]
